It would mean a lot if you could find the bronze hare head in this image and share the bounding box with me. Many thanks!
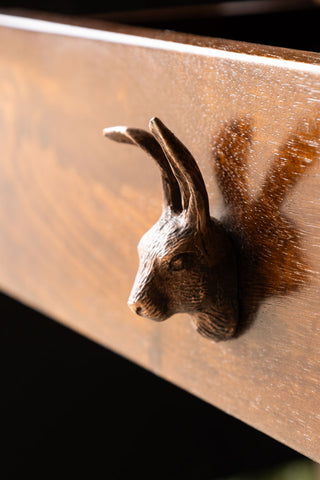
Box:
[104,118,238,341]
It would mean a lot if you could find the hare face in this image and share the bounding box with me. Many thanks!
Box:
[104,118,238,340]
[128,214,206,321]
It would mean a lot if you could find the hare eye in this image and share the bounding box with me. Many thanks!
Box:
[170,253,195,271]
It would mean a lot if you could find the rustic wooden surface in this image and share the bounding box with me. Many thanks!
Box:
[1,13,320,461]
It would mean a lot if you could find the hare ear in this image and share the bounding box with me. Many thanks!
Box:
[149,118,210,231]
[103,126,182,213]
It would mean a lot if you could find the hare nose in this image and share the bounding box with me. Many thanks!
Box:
[128,300,144,316]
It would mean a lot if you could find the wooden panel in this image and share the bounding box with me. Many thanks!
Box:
[1,13,320,460]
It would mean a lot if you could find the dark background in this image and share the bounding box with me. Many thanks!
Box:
[2,0,261,14]
[1,292,303,479]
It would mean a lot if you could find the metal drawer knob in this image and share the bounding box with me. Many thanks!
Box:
[104,117,238,341]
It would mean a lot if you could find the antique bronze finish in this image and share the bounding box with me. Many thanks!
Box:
[104,118,238,341]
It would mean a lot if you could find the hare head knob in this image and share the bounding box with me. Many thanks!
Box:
[104,118,238,341]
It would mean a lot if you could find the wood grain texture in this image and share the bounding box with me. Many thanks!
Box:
[1,13,320,460]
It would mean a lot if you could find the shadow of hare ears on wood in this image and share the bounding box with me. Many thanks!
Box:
[213,115,320,336]
[104,115,320,342]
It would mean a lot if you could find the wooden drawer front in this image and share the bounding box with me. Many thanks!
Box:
[1,14,320,460]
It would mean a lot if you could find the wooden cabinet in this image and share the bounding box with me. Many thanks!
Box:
[1,12,320,461]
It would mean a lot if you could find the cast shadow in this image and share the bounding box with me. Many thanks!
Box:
[212,116,320,335]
